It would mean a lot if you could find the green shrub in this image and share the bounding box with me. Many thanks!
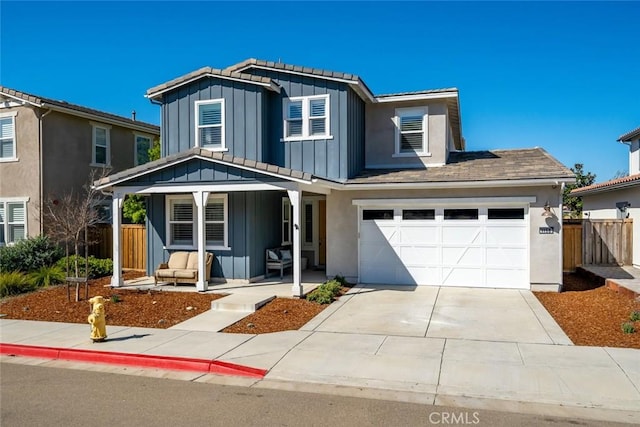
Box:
[56,255,113,278]
[0,236,63,273]
[333,275,349,287]
[630,310,640,322]
[28,265,65,287]
[306,279,343,304]
[0,271,36,297]
[622,322,636,334]
[307,287,334,304]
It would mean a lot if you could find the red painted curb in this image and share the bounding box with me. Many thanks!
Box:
[0,343,267,379]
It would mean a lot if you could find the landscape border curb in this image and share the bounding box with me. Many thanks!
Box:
[0,343,266,378]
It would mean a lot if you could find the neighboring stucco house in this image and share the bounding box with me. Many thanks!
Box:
[571,126,640,268]
[0,86,159,245]
[94,59,575,294]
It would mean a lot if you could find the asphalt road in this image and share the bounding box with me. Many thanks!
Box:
[0,363,632,427]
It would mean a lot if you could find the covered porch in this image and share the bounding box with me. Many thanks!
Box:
[93,148,331,297]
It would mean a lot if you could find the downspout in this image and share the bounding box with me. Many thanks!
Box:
[38,108,53,235]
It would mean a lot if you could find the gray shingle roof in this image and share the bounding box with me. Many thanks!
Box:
[618,125,640,142]
[376,88,458,98]
[145,66,281,100]
[94,147,313,188]
[0,86,159,133]
[346,148,575,184]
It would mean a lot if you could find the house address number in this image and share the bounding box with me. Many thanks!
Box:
[539,227,554,234]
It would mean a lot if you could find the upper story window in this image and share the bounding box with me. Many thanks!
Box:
[283,95,331,141]
[91,123,111,166]
[394,107,429,157]
[195,99,226,151]
[0,112,17,162]
[0,198,27,245]
[135,134,152,165]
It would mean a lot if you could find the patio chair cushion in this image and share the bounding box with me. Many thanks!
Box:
[281,249,292,260]
[174,269,197,279]
[167,251,190,269]
[186,252,199,270]
[156,269,178,278]
[267,250,279,260]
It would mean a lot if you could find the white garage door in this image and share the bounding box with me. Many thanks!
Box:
[359,206,529,288]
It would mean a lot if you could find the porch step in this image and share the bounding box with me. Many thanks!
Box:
[211,293,276,313]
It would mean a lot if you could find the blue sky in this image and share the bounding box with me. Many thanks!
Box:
[1,1,638,182]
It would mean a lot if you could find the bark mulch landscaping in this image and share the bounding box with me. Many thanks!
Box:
[0,272,343,333]
[534,272,640,349]
[0,272,226,329]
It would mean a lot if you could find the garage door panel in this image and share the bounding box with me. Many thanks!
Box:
[399,266,440,285]
[360,223,398,243]
[442,227,482,244]
[486,247,527,267]
[399,246,439,265]
[486,226,527,245]
[401,226,438,244]
[443,247,483,266]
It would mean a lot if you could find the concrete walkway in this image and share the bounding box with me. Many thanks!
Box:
[1,285,640,423]
[580,264,640,297]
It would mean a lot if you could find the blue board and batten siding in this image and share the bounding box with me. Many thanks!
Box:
[146,191,282,280]
[161,78,266,161]
[250,69,366,181]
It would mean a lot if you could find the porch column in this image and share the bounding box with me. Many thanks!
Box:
[193,191,209,292]
[287,189,303,297]
[110,192,124,287]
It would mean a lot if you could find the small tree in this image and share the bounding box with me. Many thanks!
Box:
[43,171,106,280]
[122,138,160,224]
[563,163,596,218]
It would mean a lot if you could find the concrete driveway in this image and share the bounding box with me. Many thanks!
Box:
[305,285,571,345]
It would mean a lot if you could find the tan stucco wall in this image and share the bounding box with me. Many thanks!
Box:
[42,112,140,199]
[0,105,42,236]
[365,101,448,168]
[326,186,564,287]
[582,186,640,267]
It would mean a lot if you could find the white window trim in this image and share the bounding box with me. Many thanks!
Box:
[0,197,29,245]
[0,111,18,162]
[204,194,229,250]
[195,99,228,152]
[282,197,292,245]
[91,122,111,167]
[393,106,430,157]
[165,194,230,251]
[134,133,153,166]
[282,94,333,142]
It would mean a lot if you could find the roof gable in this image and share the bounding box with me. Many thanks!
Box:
[145,67,281,101]
[618,125,640,142]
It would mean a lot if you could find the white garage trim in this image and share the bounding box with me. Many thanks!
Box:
[356,200,531,289]
[352,196,537,207]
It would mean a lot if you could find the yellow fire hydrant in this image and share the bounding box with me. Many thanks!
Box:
[88,296,107,342]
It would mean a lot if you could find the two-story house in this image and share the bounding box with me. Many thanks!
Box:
[571,125,640,268]
[0,86,159,245]
[94,59,575,295]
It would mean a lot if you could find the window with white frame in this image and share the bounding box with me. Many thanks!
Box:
[283,95,330,140]
[0,199,27,245]
[195,99,225,150]
[282,198,291,245]
[0,112,17,161]
[135,134,151,165]
[92,123,111,166]
[166,195,228,248]
[394,107,428,155]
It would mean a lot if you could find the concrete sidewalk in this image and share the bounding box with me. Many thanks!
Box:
[1,317,639,424]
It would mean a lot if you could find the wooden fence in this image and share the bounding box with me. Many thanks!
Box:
[562,219,633,272]
[89,224,146,271]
